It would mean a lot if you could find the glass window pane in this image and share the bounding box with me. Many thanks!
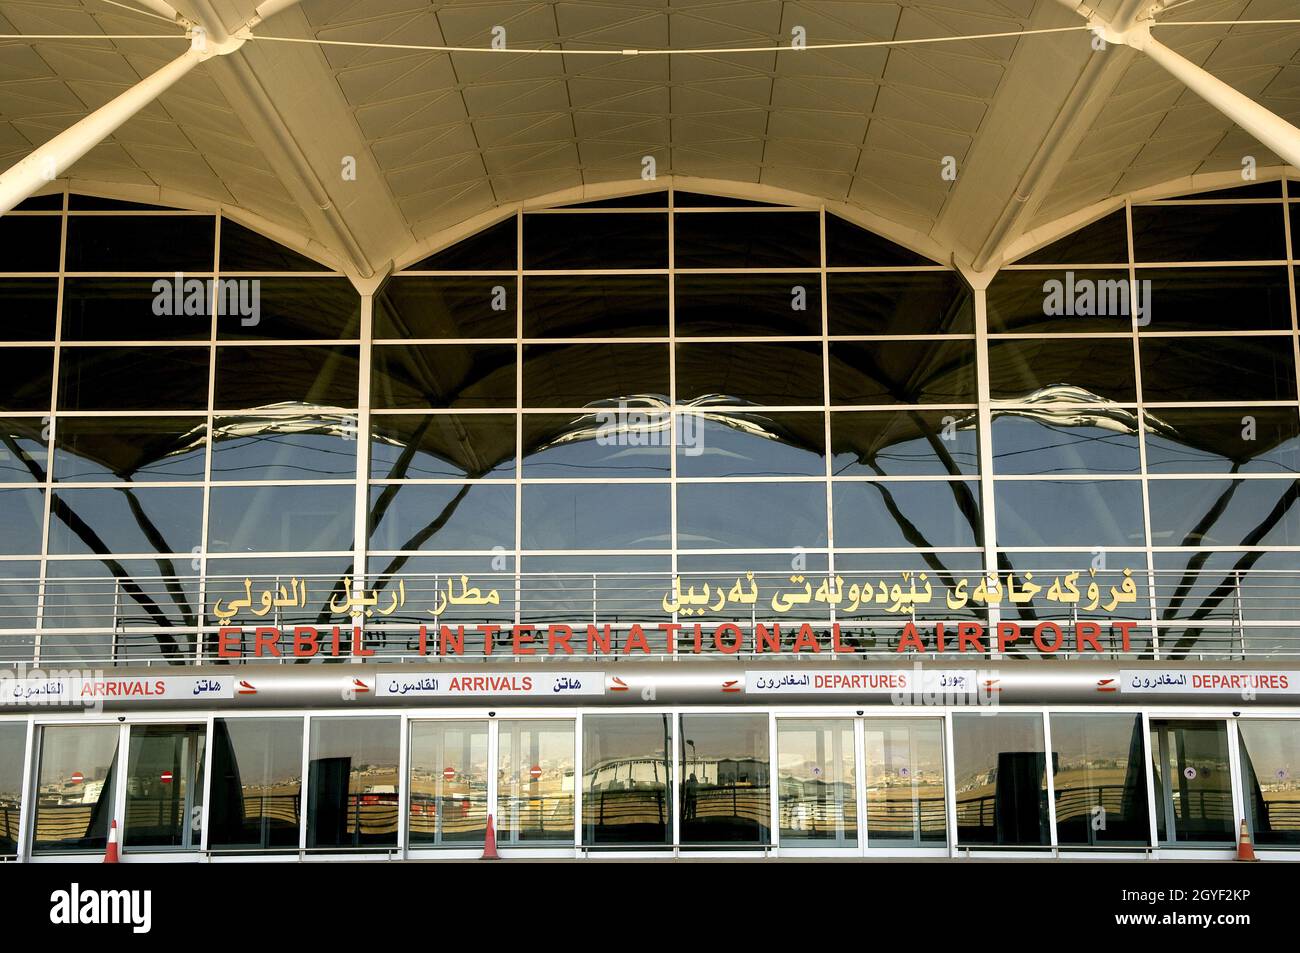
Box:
[953,713,1049,846]
[32,725,119,854]
[54,416,205,483]
[123,724,205,850]
[209,718,304,851]
[409,721,489,847]
[525,275,667,337]
[373,413,516,479]
[0,278,59,341]
[219,220,329,272]
[991,412,1140,475]
[369,483,514,551]
[0,488,43,554]
[2,347,53,412]
[207,484,354,553]
[777,719,856,845]
[58,346,207,411]
[210,415,357,481]
[66,215,215,272]
[679,342,824,406]
[524,344,669,407]
[1239,720,1300,847]
[829,272,972,335]
[497,720,575,844]
[1137,267,1291,332]
[1146,408,1300,474]
[995,479,1145,548]
[0,418,48,484]
[522,411,669,478]
[214,345,360,410]
[674,211,818,268]
[376,277,515,339]
[0,563,38,650]
[864,718,947,844]
[62,278,210,341]
[583,714,673,846]
[987,269,1134,333]
[679,482,827,549]
[48,487,202,556]
[0,215,62,272]
[831,410,978,476]
[0,723,23,854]
[522,484,669,550]
[408,218,516,271]
[371,344,515,410]
[217,277,360,340]
[40,559,199,650]
[523,213,667,269]
[1140,337,1296,403]
[825,214,930,266]
[830,340,976,405]
[987,339,1135,402]
[1148,479,1300,547]
[1051,713,1150,846]
[676,274,820,336]
[677,411,825,477]
[679,714,770,845]
[834,480,981,548]
[1018,210,1128,265]
[307,717,400,848]
[1132,203,1286,262]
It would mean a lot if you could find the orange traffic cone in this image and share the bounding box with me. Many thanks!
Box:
[481,813,499,860]
[103,819,120,863]
[1237,819,1258,862]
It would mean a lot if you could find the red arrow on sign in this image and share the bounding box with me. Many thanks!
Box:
[529,765,542,780]
[159,770,174,784]
[237,680,257,695]
[609,676,629,691]
[352,678,370,693]
[1096,678,1118,693]
[721,679,742,693]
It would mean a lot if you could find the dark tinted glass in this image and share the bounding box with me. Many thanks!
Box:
[1168,182,1281,199]
[371,344,515,409]
[833,480,981,548]
[953,713,1049,846]
[524,275,667,337]
[523,344,669,406]
[67,196,172,210]
[1131,203,1286,262]
[0,215,62,272]
[1145,408,1300,473]
[678,342,823,405]
[210,415,357,480]
[831,410,978,476]
[677,410,824,477]
[53,416,205,482]
[584,715,673,846]
[1149,478,1300,547]
[1051,713,1150,846]
[47,487,203,555]
[369,483,514,551]
[672,191,778,207]
[987,338,1135,402]
[0,418,46,483]
[0,278,58,340]
[217,277,360,339]
[825,213,929,266]
[678,714,770,845]
[674,211,819,268]
[522,411,669,477]
[306,717,399,848]
[58,346,207,411]
[1,347,53,411]
[1018,210,1129,264]
[209,718,304,851]
[523,213,667,269]
[521,483,669,549]
[829,340,977,405]
[0,488,43,553]
[207,484,355,552]
[828,272,972,335]
[407,218,516,271]
[674,274,819,336]
[564,191,668,208]
[62,278,210,340]
[991,412,1140,474]
[214,345,360,410]
[1136,267,1291,331]
[15,194,64,210]
[66,215,215,271]
[1139,337,1295,402]
[219,220,328,271]
[987,269,1134,333]
[995,479,1145,547]
[375,277,515,339]
[372,413,516,479]
[31,725,119,854]
[678,482,827,549]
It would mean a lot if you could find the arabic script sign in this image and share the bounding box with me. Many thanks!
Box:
[746,669,978,694]
[376,672,603,698]
[1120,670,1299,695]
[0,675,233,705]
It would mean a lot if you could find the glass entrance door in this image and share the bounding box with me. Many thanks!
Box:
[1150,719,1235,846]
[123,724,205,851]
[408,720,489,848]
[864,718,947,846]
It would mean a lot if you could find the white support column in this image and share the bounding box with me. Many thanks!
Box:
[0,40,210,215]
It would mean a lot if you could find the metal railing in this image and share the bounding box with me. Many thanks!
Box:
[2,565,1299,665]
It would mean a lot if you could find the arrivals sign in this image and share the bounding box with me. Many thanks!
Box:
[377,672,603,698]
[0,675,233,704]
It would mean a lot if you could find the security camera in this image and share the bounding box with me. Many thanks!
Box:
[489,711,496,718]
[116,716,125,723]
[856,710,864,716]
[1233,711,1241,718]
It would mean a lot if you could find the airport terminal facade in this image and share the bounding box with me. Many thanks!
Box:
[2,180,1300,861]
